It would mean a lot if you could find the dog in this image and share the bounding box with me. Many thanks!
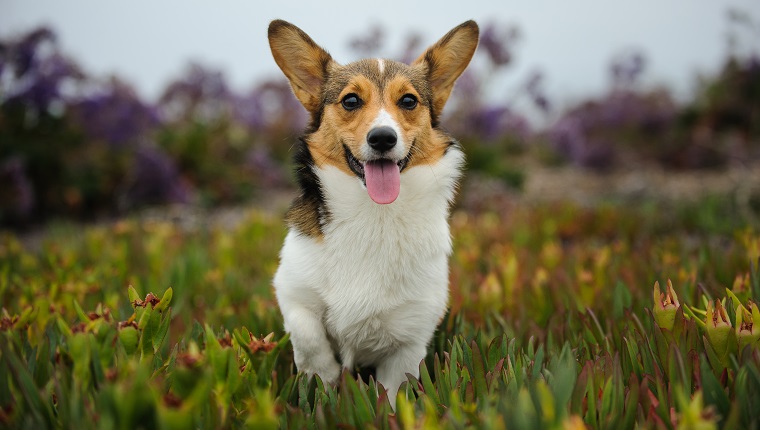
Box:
[268,19,478,407]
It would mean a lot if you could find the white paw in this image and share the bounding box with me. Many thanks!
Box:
[384,384,401,411]
[299,352,341,385]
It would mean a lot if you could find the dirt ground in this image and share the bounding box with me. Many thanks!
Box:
[460,162,760,215]
[521,164,760,204]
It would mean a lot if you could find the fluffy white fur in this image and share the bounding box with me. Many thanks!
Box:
[273,147,464,405]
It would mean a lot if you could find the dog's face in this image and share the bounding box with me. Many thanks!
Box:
[268,20,478,204]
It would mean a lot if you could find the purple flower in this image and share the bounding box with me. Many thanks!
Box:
[451,69,481,100]
[10,27,55,78]
[6,54,82,112]
[158,63,231,122]
[610,51,646,88]
[1,26,83,113]
[482,105,510,128]
[525,71,542,94]
[234,80,306,135]
[550,116,615,169]
[448,103,531,143]
[525,70,551,113]
[472,106,509,141]
[233,91,266,130]
[246,146,287,188]
[125,145,190,206]
[551,116,586,159]
[479,23,519,67]
[533,95,550,113]
[549,85,678,169]
[72,80,159,146]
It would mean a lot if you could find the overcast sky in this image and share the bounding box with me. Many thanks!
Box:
[2,0,759,113]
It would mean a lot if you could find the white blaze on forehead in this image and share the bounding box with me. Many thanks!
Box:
[377,59,384,74]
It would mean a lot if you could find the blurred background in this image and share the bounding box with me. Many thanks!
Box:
[1,0,759,227]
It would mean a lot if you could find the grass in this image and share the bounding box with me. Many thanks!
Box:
[1,196,759,429]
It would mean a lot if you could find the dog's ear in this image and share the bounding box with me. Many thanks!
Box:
[414,20,479,119]
[268,20,335,112]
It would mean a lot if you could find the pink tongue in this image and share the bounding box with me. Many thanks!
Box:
[364,160,401,204]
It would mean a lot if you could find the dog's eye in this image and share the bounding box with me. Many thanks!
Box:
[398,94,418,110]
[341,93,362,111]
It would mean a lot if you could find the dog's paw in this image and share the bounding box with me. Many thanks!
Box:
[300,353,341,385]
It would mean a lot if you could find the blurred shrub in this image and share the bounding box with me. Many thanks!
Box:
[671,56,760,166]
[0,28,130,225]
[549,84,678,170]
[0,29,293,226]
[1,19,759,226]
[155,64,297,206]
[548,44,760,170]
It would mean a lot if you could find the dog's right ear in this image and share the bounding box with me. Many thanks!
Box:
[268,20,335,113]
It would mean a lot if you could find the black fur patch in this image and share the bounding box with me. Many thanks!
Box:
[285,138,328,238]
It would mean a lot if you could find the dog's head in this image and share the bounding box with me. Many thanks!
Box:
[268,20,478,204]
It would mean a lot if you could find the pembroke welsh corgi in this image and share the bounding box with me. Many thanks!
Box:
[268,19,478,407]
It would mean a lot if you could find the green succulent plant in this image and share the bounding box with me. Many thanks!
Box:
[1,200,759,428]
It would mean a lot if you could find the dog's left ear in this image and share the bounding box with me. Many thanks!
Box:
[414,20,479,119]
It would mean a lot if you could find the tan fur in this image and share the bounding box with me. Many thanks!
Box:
[309,75,381,174]
[308,72,448,172]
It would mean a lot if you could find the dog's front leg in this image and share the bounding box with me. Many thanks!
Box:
[280,301,341,384]
[376,344,426,409]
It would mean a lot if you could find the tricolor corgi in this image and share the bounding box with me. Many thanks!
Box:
[268,19,478,407]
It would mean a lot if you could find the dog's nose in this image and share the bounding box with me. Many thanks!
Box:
[367,126,397,153]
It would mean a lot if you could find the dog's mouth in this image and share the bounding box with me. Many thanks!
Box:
[344,144,412,205]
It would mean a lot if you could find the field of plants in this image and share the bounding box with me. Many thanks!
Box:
[2,13,760,429]
[1,197,759,428]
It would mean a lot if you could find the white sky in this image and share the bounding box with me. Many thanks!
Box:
[2,0,759,115]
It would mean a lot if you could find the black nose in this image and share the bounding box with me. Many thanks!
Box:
[367,126,397,153]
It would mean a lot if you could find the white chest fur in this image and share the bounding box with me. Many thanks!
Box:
[274,148,463,372]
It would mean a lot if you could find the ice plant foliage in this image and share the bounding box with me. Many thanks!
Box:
[653,280,680,331]
[727,287,760,351]
[1,200,759,428]
[705,299,736,366]
[736,301,760,350]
